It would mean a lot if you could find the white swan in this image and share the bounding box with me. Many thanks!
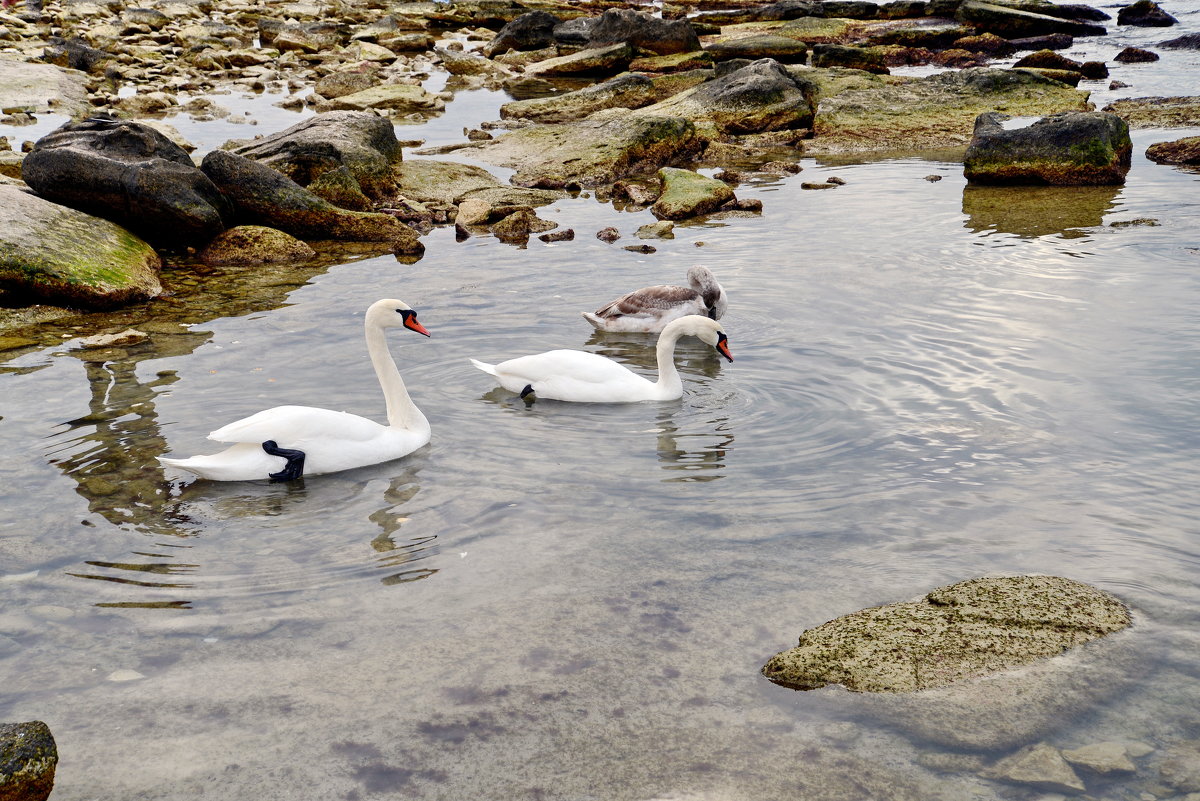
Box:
[158,299,431,482]
[581,265,728,333]
[470,315,732,403]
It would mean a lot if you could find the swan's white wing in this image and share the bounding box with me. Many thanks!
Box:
[208,405,385,445]
[494,350,655,401]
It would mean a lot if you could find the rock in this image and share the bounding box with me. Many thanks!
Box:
[634,58,814,135]
[315,65,382,99]
[1021,67,1083,86]
[1146,135,1200,165]
[41,36,115,75]
[0,59,89,118]
[1160,32,1200,49]
[1160,740,1200,792]
[810,67,1091,154]
[953,32,1017,56]
[651,167,736,219]
[315,83,445,117]
[21,116,229,249]
[436,48,510,77]
[489,207,557,240]
[484,10,560,57]
[597,226,620,242]
[1009,32,1075,51]
[956,0,1108,38]
[704,34,810,64]
[0,185,162,308]
[866,23,976,49]
[455,197,492,226]
[762,575,1131,693]
[1117,0,1178,26]
[198,225,316,265]
[629,51,714,74]
[812,44,889,73]
[1114,46,1160,62]
[200,150,422,254]
[470,116,702,189]
[306,165,372,211]
[1102,96,1200,127]
[224,111,404,201]
[523,43,634,79]
[637,220,675,238]
[1013,48,1083,71]
[393,159,564,209]
[987,743,1086,793]
[1061,741,1138,775]
[0,721,57,801]
[538,228,574,242]
[587,9,701,56]
[501,72,658,123]
[965,111,1132,185]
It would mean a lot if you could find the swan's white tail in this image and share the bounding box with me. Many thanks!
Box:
[580,311,605,329]
[469,358,498,376]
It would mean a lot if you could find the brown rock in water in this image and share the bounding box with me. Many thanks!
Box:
[0,721,58,801]
[198,226,316,265]
[986,743,1086,793]
[1145,135,1200,165]
[1114,46,1160,62]
[762,575,1131,693]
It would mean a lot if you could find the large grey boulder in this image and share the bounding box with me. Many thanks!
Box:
[964,111,1132,185]
[0,185,163,308]
[0,721,57,801]
[200,150,423,254]
[0,59,90,117]
[633,58,816,135]
[586,9,701,56]
[483,10,561,57]
[762,575,1131,692]
[224,111,404,202]
[21,116,230,249]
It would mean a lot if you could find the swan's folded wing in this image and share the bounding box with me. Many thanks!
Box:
[208,405,385,444]
[594,285,701,318]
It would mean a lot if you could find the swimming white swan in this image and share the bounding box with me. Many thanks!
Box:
[470,315,732,403]
[581,265,728,333]
[158,299,431,482]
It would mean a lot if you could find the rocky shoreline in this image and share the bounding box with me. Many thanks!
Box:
[0,0,1198,311]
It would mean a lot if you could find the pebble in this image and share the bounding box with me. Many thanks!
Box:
[107,669,146,682]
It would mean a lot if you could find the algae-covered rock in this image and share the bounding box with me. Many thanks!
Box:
[198,225,317,265]
[1102,95,1200,128]
[523,43,634,78]
[392,159,565,209]
[651,167,735,219]
[761,575,1131,693]
[810,66,1090,153]
[633,58,816,135]
[0,721,57,801]
[587,8,702,55]
[0,185,162,309]
[306,165,373,211]
[314,84,445,117]
[704,34,811,63]
[964,111,1132,185]
[812,43,889,72]
[956,0,1108,37]
[986,743,1086,793]
[1145,135,1200,166]
[200,150,422,254]
[629,50,715,74]
[469,115,703,188]
[1117,0,1178,27]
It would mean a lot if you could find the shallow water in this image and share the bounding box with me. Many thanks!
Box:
[3,6,1200,799]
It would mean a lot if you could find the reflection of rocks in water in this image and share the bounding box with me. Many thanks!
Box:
[52,324,211,535]
[962,184,1120,238]
[367,469,439,585]
[653,408,733,483]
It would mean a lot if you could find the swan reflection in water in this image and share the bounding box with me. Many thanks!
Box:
[651,407,735,483]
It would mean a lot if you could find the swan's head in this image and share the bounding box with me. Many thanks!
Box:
[687,265,726,319]
[367,298,430,337]
[668,315,733,362]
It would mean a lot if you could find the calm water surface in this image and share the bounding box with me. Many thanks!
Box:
[2,6,1200,799]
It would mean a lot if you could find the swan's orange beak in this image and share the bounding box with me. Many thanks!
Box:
[716,332,733,362]
[403,312,430,337]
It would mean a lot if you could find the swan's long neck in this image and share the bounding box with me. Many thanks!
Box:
[366,322,428,432]
[652,326,685,399]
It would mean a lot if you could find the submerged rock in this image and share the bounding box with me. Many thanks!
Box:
[985,742,1086,793]
[761,575,1131,693]
[0,185,163,308]
[1102,95,1200,127]
[964,111,1132,185]
[0,721,57,801]
[22,116,230,249]
[0,59,90,118]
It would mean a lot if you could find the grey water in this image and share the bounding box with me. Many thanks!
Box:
[2,5,1200,799]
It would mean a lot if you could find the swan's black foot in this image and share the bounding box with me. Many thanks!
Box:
[520,384,536,403]
[263,440,306,482]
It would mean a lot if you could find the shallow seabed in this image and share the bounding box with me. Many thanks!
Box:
[3,6,1200,800]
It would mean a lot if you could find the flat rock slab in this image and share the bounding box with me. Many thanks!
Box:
[762,575,1131,693]
[1102,95,1200,128]
[0,58,90,117]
